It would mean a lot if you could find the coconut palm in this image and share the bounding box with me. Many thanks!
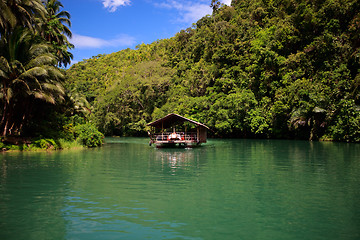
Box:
[0,0,46,35]
[289,106,327,140]
[42,0,72,39]
[39,0,73,67]
[67,91,91,117]
[0,27,65,136]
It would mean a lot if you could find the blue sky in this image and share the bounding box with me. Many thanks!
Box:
[61,0,232,65]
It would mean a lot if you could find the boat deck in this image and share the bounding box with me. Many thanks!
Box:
[149,132,201,148]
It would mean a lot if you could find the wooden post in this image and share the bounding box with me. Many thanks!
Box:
[185,125,187,140]
[197,127,199,141]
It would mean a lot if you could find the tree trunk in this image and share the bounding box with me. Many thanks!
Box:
[2,117,10,137]
[1,101,14,137]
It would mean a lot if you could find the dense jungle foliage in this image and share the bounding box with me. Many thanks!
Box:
[0,0,103,149]
[66,0,360,142]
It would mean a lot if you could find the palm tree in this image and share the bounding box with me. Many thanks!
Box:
[0,27,65,136]
[42,0,72,39]
[289,106,327,140]
[39,0,73,67]
[0,0,46,35]
[64,91,91,118]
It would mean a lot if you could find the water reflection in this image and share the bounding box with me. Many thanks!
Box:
[149,148,206,177]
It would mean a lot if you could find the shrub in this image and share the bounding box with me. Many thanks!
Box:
[326,99,360,143]
[75,123,104,148]
[0,141,6,151]
[61,123,75,141]
[32,138,59,150]
[57,138,84,149]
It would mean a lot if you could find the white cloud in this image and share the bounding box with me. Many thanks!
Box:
[71,33,136,49]
[182,3,212,23]
[155,1,211,23]
[102,0,131,12]
[155,0,232,24]
[221,0,232,6]
[70,60,79,65]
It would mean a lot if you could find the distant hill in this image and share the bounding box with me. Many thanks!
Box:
[66,0,360,142]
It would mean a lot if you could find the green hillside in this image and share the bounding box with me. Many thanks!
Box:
[66,0,360,142]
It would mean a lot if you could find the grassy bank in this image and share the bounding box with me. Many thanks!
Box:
[0,137,86,152]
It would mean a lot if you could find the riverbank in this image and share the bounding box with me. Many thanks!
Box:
[0,137,85,152]
[1,123,105,152]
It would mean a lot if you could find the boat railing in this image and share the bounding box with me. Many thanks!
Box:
[152,132,198,142]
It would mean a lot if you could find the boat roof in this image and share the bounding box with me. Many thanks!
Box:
[147,113,210,130]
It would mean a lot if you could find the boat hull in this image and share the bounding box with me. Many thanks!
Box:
[150,140,201,148]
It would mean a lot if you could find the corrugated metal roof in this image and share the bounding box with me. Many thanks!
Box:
[147,113,210,130]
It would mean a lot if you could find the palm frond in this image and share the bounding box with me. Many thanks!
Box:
[11,60,26,76]
[55,82,65,95]
[33,90,56,104]
[30,0,47,20]
[61,25,72,38]
[29,43,50,56]
[0,69,8,79]
[12,78,31,91]
[6,87,13,102]
[42,82,65,96]
[289,108,310,129]
[0,2,16,30]
[0,56,11,73]
[43,65,64,81]
[20,66,48,79]
[26,53,56,69]
[46,0,64,12]
[18,73,43,90]
[56,11,71,22]
[16,5,33,29]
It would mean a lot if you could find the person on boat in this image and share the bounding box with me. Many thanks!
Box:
[168,130,181,140]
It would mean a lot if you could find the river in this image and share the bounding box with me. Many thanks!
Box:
[0,138,359,240]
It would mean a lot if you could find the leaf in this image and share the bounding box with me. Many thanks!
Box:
[0,69,8,79]
[20,67,48,78]
[6,88,13,102]
[0,56,11,73]
[12,78,31,91]
[29,43,50,56]
[26,54,56,69]
[42,82,65,95]
[33,91,56,104]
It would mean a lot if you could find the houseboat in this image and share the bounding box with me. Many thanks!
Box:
[147,113,210,148]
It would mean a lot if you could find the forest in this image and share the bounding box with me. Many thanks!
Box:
[0,0,103,150]
[66,0,360,142]
[1,0,360,149]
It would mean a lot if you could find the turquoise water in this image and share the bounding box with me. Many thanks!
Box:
[0,138,359,240]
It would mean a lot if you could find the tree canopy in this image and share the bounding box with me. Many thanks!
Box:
[58,0,360,142]
[0,0,74,139]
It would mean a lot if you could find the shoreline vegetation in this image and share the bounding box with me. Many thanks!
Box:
[0,122,104,152]
[1,0,359,152]
[66,0,360,143]
[0,137,84,152]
